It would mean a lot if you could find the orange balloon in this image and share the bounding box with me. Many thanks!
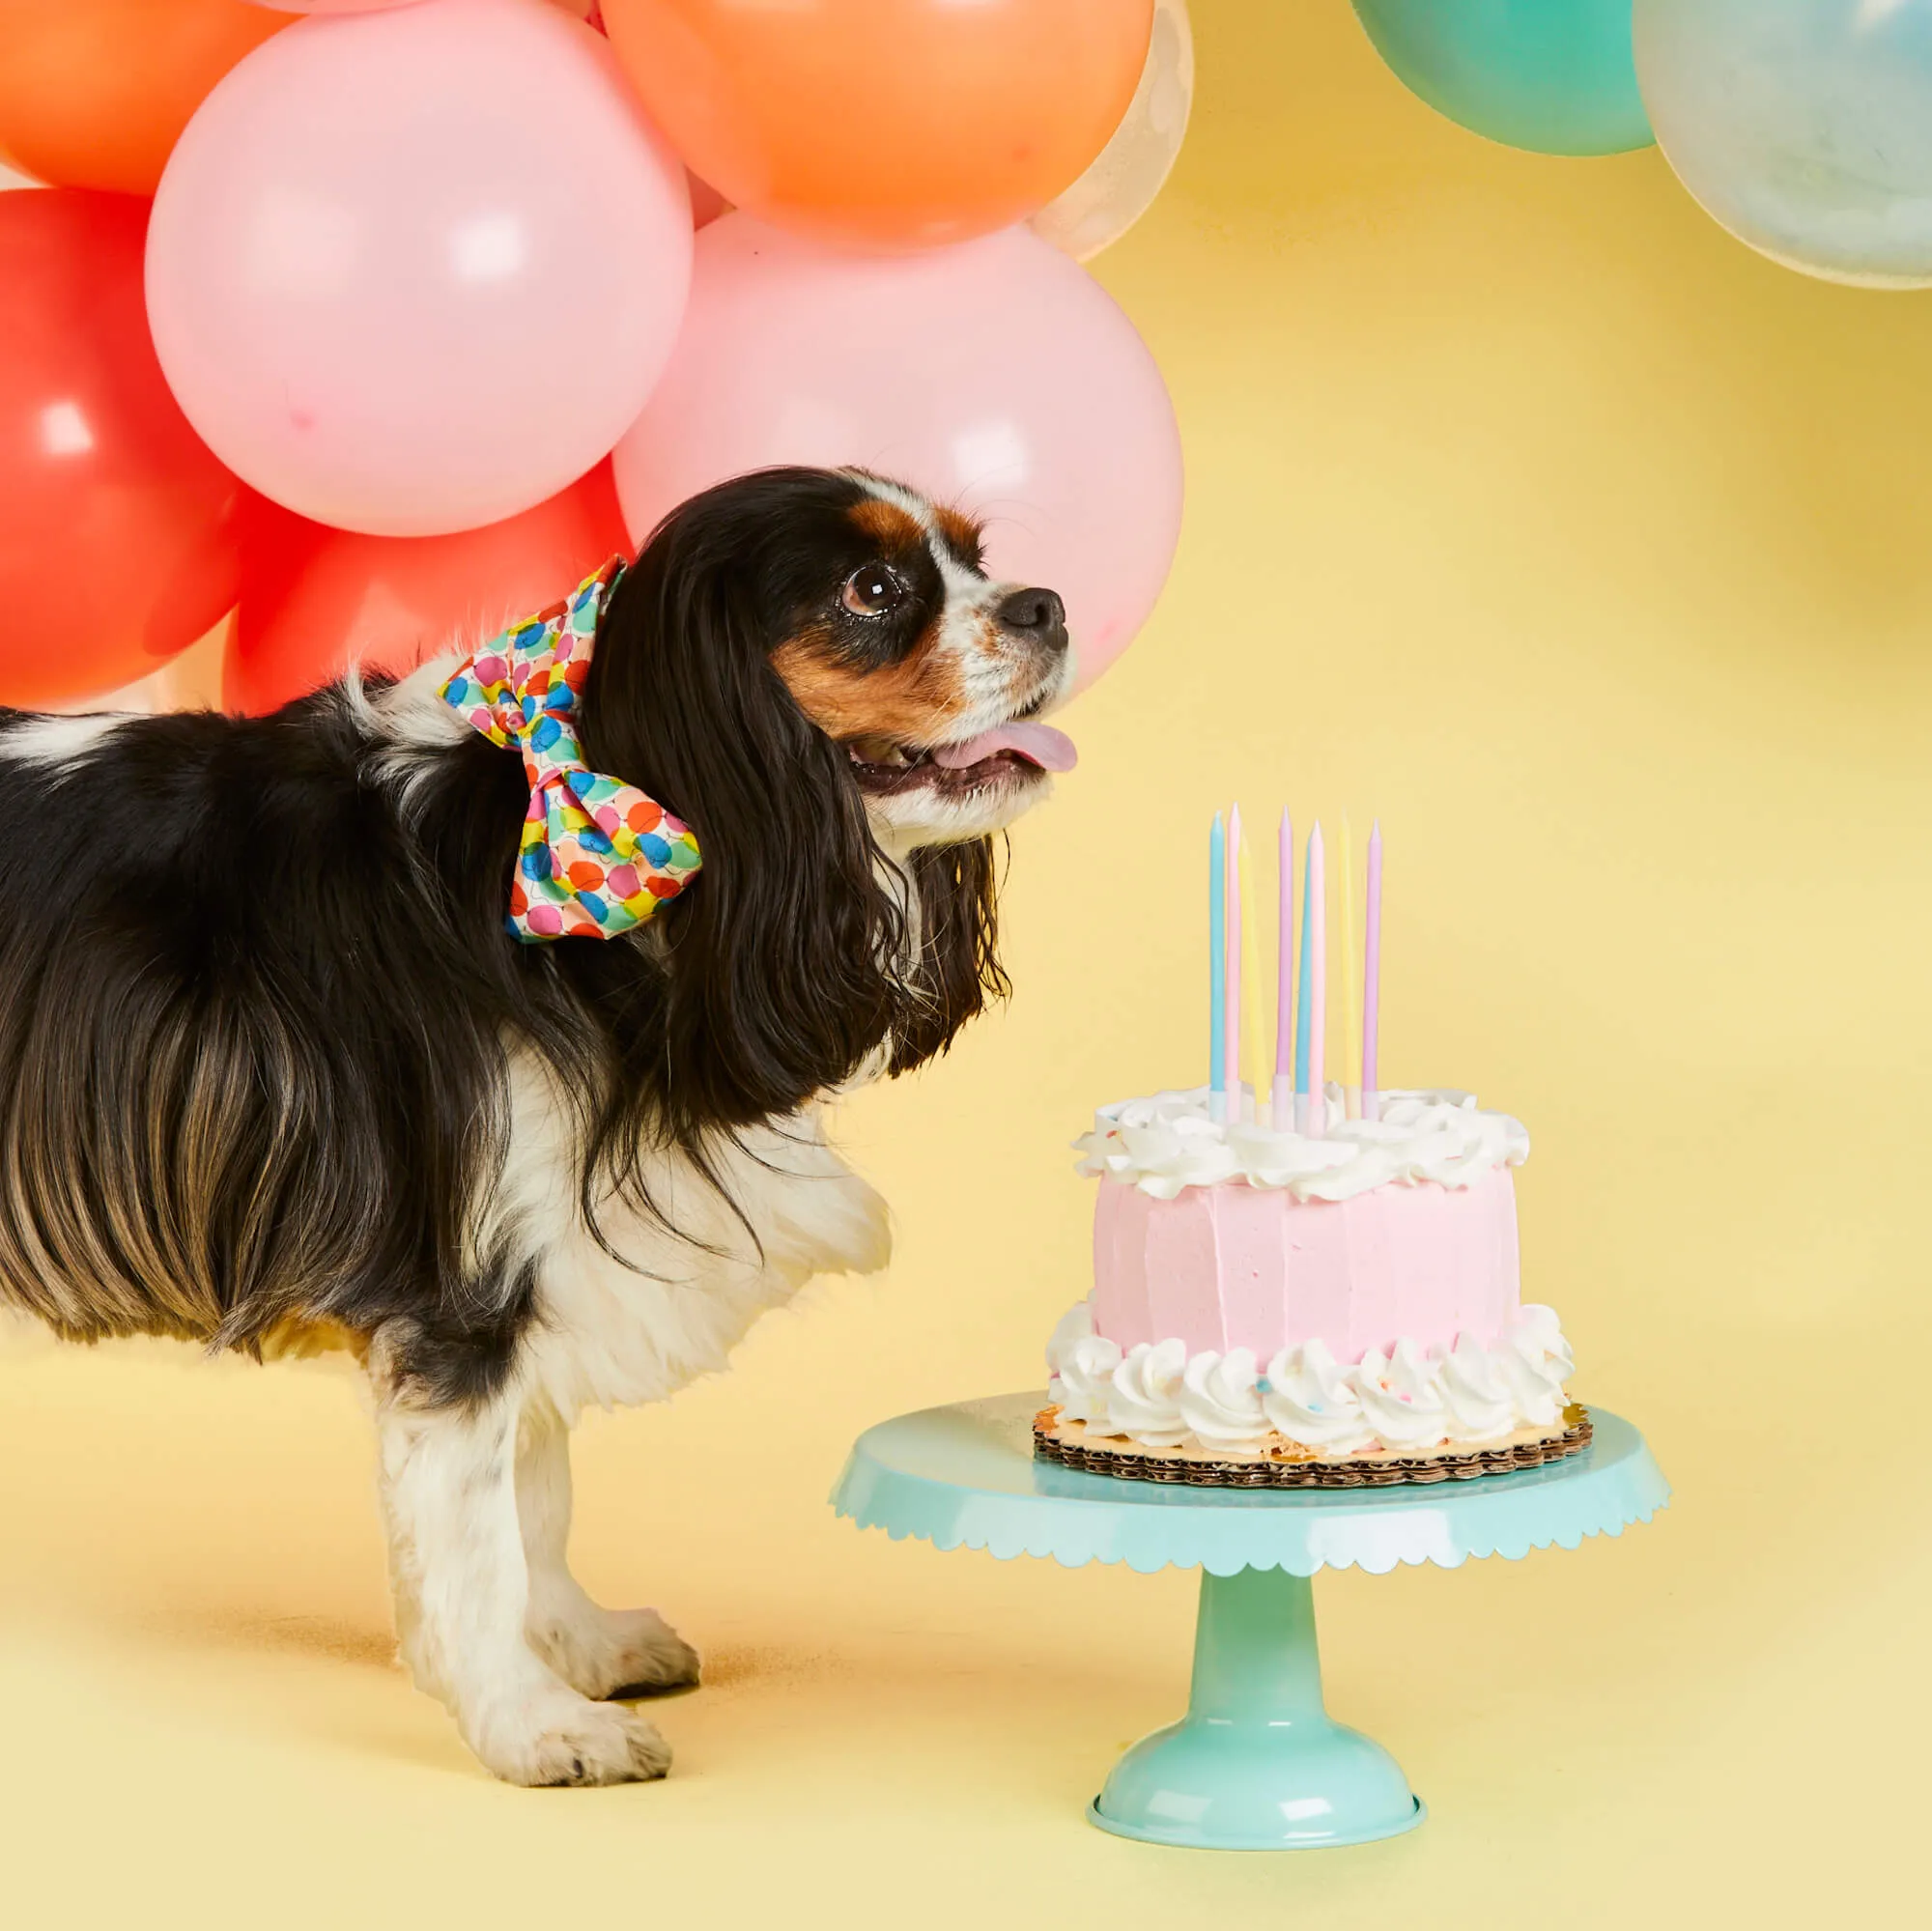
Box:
[0,1,288,196]
[602,0,1153,249]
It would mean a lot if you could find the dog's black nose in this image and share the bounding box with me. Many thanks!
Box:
[997,587,1067,639]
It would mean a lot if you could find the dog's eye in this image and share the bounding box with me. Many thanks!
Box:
[841,565,905,616]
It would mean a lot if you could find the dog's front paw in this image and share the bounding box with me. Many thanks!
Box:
[468,1685,671,1787]
[530,1603,701,1702]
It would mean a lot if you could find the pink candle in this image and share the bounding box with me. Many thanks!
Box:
[1362,819,1382,1123]
[1273,809,1293,1126]
[1306,823,1326,1138]
[1225,805,1242,1113]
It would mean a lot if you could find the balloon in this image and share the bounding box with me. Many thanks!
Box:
[0,190,240,708]
[1634,0,1932,287]
[246,0,603,11]
[601,0,1153,250]
[0,1,287,196]
[227,464,630,714]
[1352,0,1652,157]
[612,217,1181,695]
[147,0,693,537]
[1032,0,1194,262]
[71,611,232,720]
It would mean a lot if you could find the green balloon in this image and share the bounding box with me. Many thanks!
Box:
[1352,0,1654,156]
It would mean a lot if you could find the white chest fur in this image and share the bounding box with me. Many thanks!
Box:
[497,1058,892,1421]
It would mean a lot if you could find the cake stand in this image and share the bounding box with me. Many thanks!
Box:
[831,1393,1668,1852]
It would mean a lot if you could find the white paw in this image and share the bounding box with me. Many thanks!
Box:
[467,1685,671,1787]
[529,1603,701,1702]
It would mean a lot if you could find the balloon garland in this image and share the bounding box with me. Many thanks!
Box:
[4,0,1929,708]
[2,0,1182,707]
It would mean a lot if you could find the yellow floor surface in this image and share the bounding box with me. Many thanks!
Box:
[5,4,1928,1925]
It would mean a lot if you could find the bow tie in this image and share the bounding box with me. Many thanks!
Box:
[439,559,700,943]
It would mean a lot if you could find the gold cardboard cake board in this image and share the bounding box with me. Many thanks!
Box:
[1033,1405,1594,1489]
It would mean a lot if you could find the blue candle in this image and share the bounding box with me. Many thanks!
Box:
[1208,811,1226,1117]
[1293,824,1316,1127]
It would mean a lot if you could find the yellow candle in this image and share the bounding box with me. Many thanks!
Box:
[1238,825,1266,1111]
[1339,812,1362,1116]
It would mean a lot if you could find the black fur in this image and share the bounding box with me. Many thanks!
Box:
[0,469,1013,1408]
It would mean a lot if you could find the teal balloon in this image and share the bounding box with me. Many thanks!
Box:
[1352,0,1654,156]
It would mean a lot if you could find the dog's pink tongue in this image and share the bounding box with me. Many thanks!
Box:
[929,724,1077,773]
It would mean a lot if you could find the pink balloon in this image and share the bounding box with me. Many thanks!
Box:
[611,216,1181,694]
[149,0,690,537]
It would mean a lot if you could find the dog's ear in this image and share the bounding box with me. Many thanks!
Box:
[889,836,1009,1075]
[579,516,903,1137]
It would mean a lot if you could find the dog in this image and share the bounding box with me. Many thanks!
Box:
[0,466,1075,1785]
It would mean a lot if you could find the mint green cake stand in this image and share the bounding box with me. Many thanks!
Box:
[831,1393,1667,1852]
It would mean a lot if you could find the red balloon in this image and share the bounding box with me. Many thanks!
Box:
[0,189,240,706]
[227,463,631,714]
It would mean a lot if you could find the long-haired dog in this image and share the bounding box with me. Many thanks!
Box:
[0,467,1075,1784]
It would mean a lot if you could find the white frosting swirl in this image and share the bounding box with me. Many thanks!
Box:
[1257,1337,1376,1455]
[1351,1339,1452,1451]
[1178,1348,1267,1451]
[1045,1298,1574,1460]
[1437,1331,1517,1442]
[1495,1302,1573,1428]
[1042,1300,1122,1427]
[1101,1337,1191,1448]
[1074,1086,1528,1203]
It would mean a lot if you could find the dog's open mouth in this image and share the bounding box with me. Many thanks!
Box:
[842,722,1078,797]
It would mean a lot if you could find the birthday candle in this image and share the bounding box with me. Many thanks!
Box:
[1273,809,1294,1128]
[1293,823,1316,1130]
[1363,819,1383,1123]
[1306,823,1326,1138]
[1238,817,1265,1117]
[1208,811,1226,1120]
[1339,813,1362,1120]
[1225,806,1242,1114]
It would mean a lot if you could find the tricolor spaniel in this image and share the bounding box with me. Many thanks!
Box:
[0,467,1075,1784]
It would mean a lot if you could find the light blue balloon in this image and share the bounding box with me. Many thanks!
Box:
[1634,0,1932,286]
[1352,0,1653,156]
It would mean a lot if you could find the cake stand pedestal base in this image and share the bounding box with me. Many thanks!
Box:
[1092,1565,1421,1849]
[832,1394,1667,1852]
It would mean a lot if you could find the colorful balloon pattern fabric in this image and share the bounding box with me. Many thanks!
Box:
[440,560,700,943]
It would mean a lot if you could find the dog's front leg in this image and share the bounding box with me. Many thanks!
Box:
[516,1396,700,1700]
[373,1369,670,1786]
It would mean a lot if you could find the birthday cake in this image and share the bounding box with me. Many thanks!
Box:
[1034,1085,1589,1487]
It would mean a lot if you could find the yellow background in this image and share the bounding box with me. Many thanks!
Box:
[4,4,1926,1923]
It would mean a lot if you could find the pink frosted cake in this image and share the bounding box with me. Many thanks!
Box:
[1036,1086,1588,1486]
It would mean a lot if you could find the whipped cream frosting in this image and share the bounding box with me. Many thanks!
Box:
[1044,1297,1573,1459]
[1075,1085,1529,1203]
